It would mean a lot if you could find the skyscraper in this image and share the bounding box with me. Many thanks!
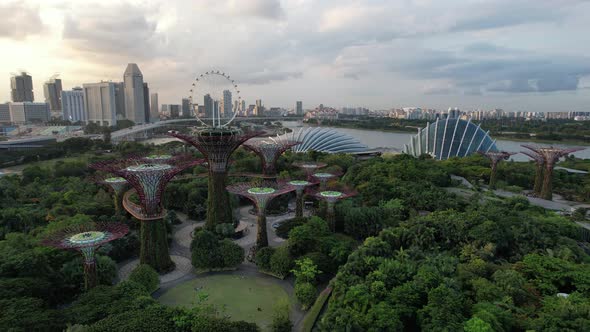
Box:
[123,63,146,125]
[83,82,117,126]
[113,82,126,120]
[43,77,62,112]
[296,101,303,116]
[143,83,150,123]
[61,87,86,123]
[8,102,50,124]
[150,93,159,122]
[10,72,34,102]
[182,98,191,117]
[204,94,213,118]
[223,90,232,117]
[241,100,246,116]
[0,103,10,123]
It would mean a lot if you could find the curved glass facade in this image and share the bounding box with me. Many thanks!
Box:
[404,118,497,160]
[276,127,368,154]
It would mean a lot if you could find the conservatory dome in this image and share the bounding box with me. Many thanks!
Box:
[275,127,368,154]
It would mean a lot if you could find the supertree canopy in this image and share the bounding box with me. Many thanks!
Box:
[243,138,301,176]
[311,187,356,232]
[293,161,328,181]
[100,177,128,214]
[169,128,262,230]
[522,145,585,200]
[311,170,343,190]
[91,154,203,272]
[288,180,316,218]
[479,151,516,190]
[42,222,128,290]
[226,181,294,250]
[521,150,545,196]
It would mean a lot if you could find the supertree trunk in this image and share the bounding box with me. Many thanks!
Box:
[83,261,98,290]
[206,171,233,230]
[326,202,336,232]
[256,213,268,249]
[541,164,554,200]
[489,161,499,190]
[113,193,122,215]
[533,163,544,195]
[140,219,174,272]
[295,190,304,218]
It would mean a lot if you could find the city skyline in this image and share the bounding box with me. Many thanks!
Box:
[0,1,589,112]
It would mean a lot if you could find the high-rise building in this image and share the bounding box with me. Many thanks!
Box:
[241,100,246,116]
[296,101,303,116]
[8,102,50,124]
[123,63,146,125]
[182,98,191,117]
[43,77,62,112]
[61,87,86,123]
[150,93,159,122]
[254,99,264,116]
[113,82,126,120]
[204,94,213,118]
[0,103,10,123]
[83,82,117,126]
[143,83,150,123]
[10,72,34,102]
[222,90,232,117]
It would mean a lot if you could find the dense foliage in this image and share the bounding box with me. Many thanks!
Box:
[190,230,244,270]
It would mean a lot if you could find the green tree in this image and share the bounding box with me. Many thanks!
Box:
[291,258,321,284]
[129,264,159,293]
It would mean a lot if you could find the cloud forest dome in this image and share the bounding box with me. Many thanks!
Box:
[276,128,368,154]
[404,118,498,160]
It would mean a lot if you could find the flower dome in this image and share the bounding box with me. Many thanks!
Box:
[275,128,368,154]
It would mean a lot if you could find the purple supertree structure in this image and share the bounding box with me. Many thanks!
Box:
[310,187,356,232]
[243,138,301,177]
[288,180,316,218]
[522,145,585,200]
[100,177,128,215]
[168,128,263,230]
[91,154,203,272]
[42,222,128,290]
[479,151,516,190]
[520,150,545,196]
[311,170,343,190]
[226,181,294,250]
[293,161,328,181]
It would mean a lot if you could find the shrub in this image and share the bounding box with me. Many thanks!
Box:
[270,246,293,278]
[191,230,222,269]
[87,305,176,332]
[0,297,63,331]
[292,258,321,284]
[220,239,244,268]
[116,280,149,298]
[271,298,292,332]
[295,282,317,310]
[255,247,275,271]
[275,217,307,239]
[61,255,117,290]
[129,264,159,293]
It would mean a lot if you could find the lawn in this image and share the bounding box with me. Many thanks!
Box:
[157,274,290,331]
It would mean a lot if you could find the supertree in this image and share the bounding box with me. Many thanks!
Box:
[243,138,301,177]
[91,154,203,272]
[288,180,316,218]
[479,151,516,190]
[169,128,262,230]
[226,181,294,250]
[522,145,585,200]
[520,150,545,196]
[42,222,129,290]
[311,170,343,190]
[100,177,127,215]
[293,161,327,181]
[310,188,356,232]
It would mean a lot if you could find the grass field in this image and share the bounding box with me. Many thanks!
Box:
[158,274,290,331]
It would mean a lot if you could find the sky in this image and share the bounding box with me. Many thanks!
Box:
[0,0,589,112]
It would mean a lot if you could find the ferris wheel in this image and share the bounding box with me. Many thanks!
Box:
[189,70,241,128]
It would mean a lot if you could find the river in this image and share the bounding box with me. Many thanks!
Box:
[145,120,590,161]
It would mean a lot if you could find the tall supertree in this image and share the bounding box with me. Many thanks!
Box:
[521,150,545,196]
[479,151,516,190]
[42,222,129,290]
[288,180,315,218]
[226,181,294,250]
[243,138,301,177]
[169,128,262,230]
[91,154,203,272]
[311,170,343,190]
[522,145,585,200]
[310,188,356,232]
[100,177,127,215]
[293,161,327,181]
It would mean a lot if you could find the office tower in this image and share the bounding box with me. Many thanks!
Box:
[83,82,117,126]
[10,72,34,102]
[123,63,146,124]
[170,105,180,118]
[182,98,191,117]
[43,77,62,112]
[204,94,213,118]
[222,90,232,117]
[143,83,150,123]
[113,82,126,120]
[8,102,50,124]
[296,101,303,116]
[254,99,263,116]
[213,100,219,118]
[241,100,246,116]
[0,103,10,123]
[61,87,86,123]
[150,93,159,122]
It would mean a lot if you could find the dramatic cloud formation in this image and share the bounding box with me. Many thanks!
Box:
[0,2,44,39]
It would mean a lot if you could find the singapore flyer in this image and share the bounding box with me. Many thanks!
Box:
[189,70,241,128]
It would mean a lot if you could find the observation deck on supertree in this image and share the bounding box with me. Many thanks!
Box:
[310,187,356,232]
[293,161,327,181]
[42,222,128,290]
[226,181,294,251]
[311,170,343,190]
[521,150,545,196]
[169,128,263,230]
[243,138,301,177]
[522,145,585,200]
[288,180,316,218]
[479,151,516,190]
[90,154,203,272]
[100,177,127,214]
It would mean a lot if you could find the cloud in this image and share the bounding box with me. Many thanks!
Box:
[227,0,284,20]
[0,2,44,39]
[240,69,302,84]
